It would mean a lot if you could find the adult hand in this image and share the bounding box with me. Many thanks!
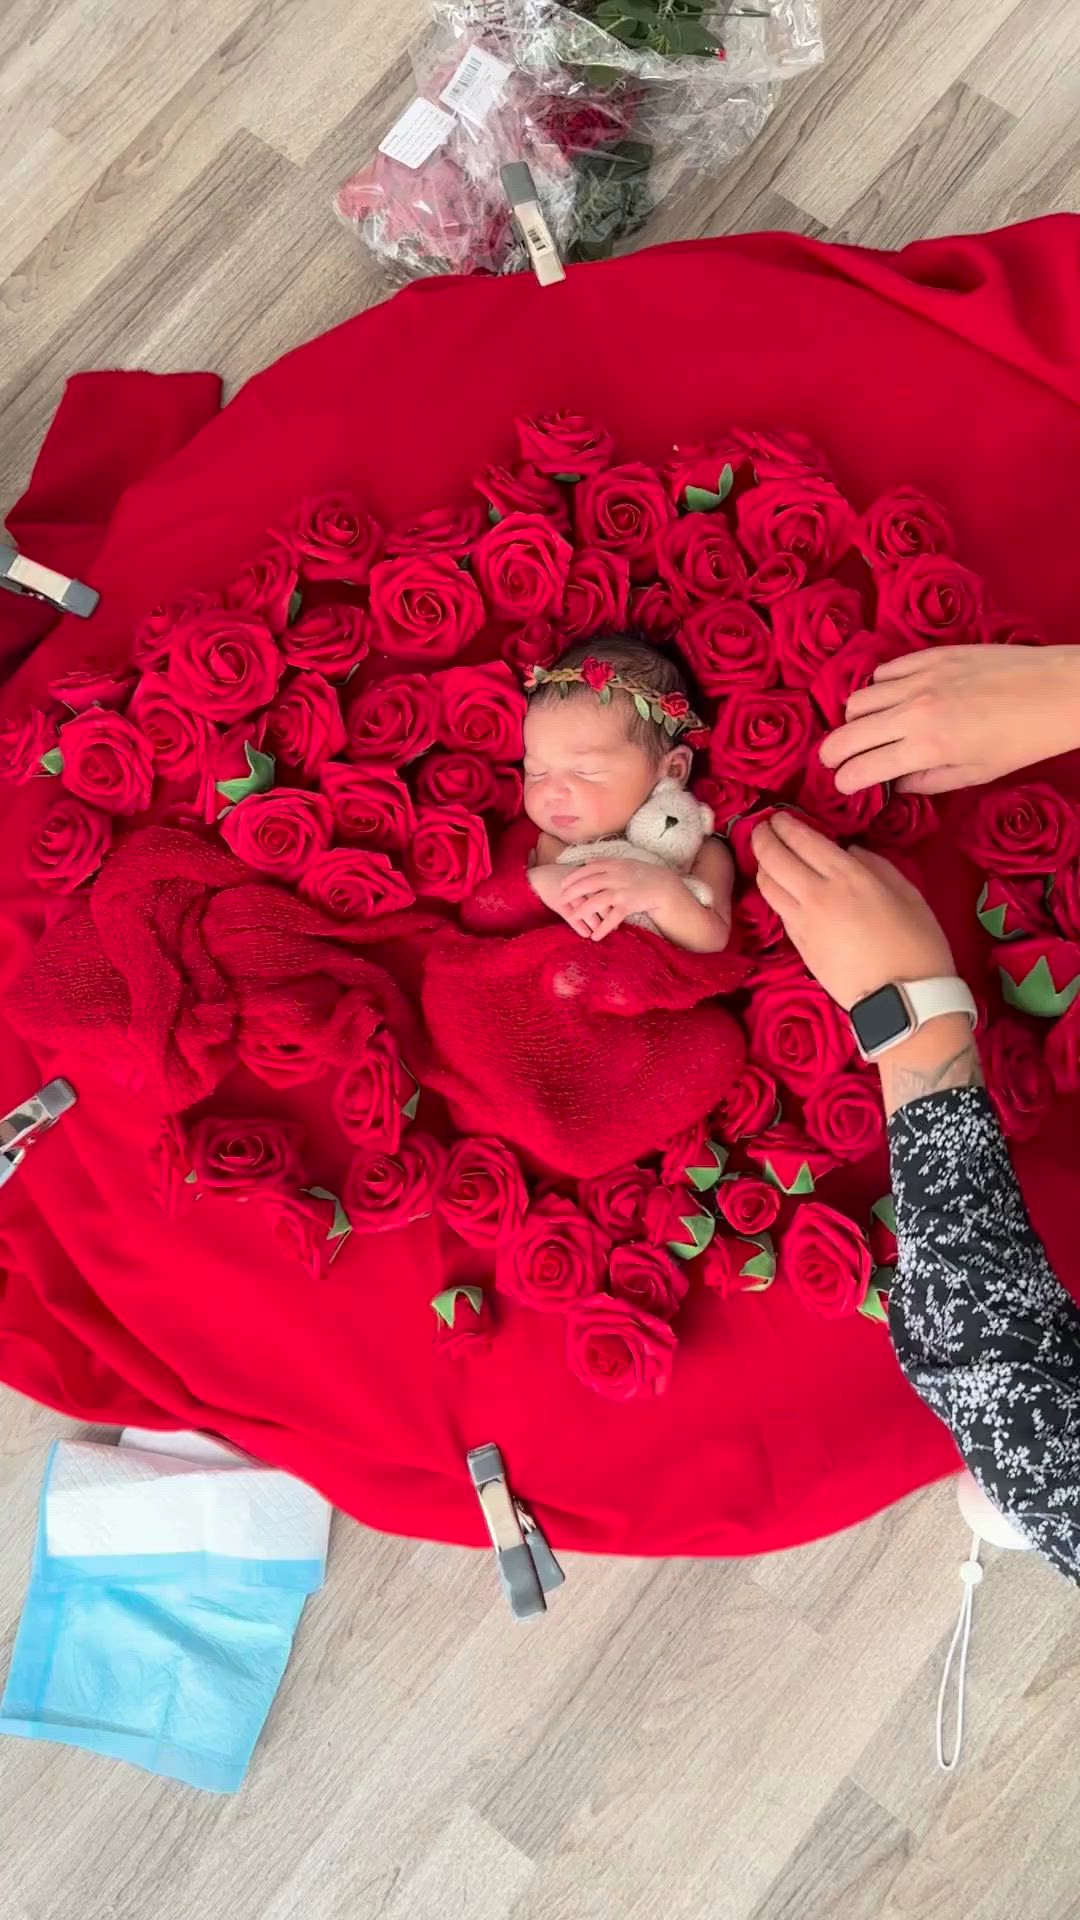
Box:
[819,644,1080,796]
[751,812,953,1009]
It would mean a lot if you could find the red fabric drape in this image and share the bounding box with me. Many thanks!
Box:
[2,218,1079,1555]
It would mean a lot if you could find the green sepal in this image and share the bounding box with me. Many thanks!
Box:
[999,953,1080,1018]
[739,1229,775,1289]
[858,1266,894,1323]
[763,1157,815,1195]
[975,883,1012,940]
[216,741,275,805]
[633,693,651,721]
[668,1208,715,1260]
[717,462,734,501]
[305,1185,351,1242]
[488,505,502,525]
[183,1170,198,1185]
[686,1141,728,1191]
[402,1086,420,1122]
[40,748,64,776]
[286,587,303,624]
[431,1283,483,1328]
[684,483,723,513]
[553,471,582,484]
[870,1194,896,1234]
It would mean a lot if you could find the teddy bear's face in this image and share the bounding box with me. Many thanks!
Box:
[626,778,711,871]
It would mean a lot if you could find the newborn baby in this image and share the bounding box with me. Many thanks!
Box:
[523,638,735,951]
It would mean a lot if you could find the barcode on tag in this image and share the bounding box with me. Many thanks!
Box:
[525,224,550,254]
[378,97,456,170]
[439,45,511,124]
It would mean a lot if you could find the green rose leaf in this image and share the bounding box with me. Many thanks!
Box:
[287,587,303,625]
[999,953,1080,1019]
[216,742,275,805]
[40,748,64,776]
[668,1207,715,1261]
[684,483,723,513]
[431,1284,484,1329]
[687,1141,729,1191]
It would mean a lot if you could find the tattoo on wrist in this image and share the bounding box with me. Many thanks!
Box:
[879,1041,984,1115]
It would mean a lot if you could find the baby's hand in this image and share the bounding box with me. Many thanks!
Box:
[527,863,598,938]
[558,859,674,940]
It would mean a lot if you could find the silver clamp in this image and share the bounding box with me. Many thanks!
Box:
[0,1079,76,1190]
[0,545,99,618]
[466,1442,564,1621]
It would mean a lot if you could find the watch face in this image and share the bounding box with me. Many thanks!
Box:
[851,984,913,1056]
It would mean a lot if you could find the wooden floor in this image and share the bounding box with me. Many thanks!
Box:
[2,2,1080,1915]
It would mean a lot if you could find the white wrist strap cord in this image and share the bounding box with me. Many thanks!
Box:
[935,1529,983,1771]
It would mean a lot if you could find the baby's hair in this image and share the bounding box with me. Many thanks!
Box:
[527,637,691,762]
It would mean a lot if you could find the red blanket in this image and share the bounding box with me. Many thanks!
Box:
[2,218,1080,1554]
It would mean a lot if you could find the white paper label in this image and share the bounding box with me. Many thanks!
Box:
[439,46,511,124]
[379,97,456,170]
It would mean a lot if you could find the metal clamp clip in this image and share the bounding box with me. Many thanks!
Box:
[466,1442,564,1621]
[0,1079,76,1190]
[0,545,99,618]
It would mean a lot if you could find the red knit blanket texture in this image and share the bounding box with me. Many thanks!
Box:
[1,217,1080,1556]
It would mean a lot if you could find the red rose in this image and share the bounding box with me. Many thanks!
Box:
[780,1202,871,1318]
[128,674,213,781]
[1048,863,1080,940]
[658,1121,712,1188]
[368,553,485,664]
[657,516,748,609]
[745,553,809,605]
[496,1197,609,1312]
[694,774,758,831]
[433,1287,495,1358]
[386,501,488,557]
[565,1295,675,1401]
[981,1016,1052,1140]
[167,608,282,722]
[57,709,154,815]
[804,1073,884,1159]
[736,479,853,576]
[876,556,986,646]
[1045,1001,1080,1095]
[0,708,58,785]
[220,787,334,880]
[188,1115,305,1195]
[643,1184,713,1256]
[412,751,497,815]
[472,512,572,623]
[280,605,369,681]
[25,793,112,893]
[264,671,346,775]
[298,847,415,921]
[977,871,1052,941]
[226,545,299,631]
[48,664,133,713]
[575,462,676,581]
[865,791,939,850]
[132,589,221,671]
[796,756,886,837]
[677,600,776,696]
[771,581,865,688]
[711,1063,778,1142]
[148,1116,194,1219]
[505,619,560,675]
[578,1164,658,1240]
[581,656,616,692]
[345,673,439,764]
[407,805,491,902]
[608,1242,689,1322]
[744,1123,838,1193]
[717,1177,780,1235]
[515,409,615,478]
[332,1030,414,1151]
[437,662,526,761]
[317,761,415,849]
[727,806,810,878]
[869,1198,898,1268]
[263,1189,343,1283]
[560,549,631,642]
[710,688,818,792]
[703,1234,774,1299]
[630,581,682,644]
[289,493,384,584]
[661,692,690,719]
[735,427,832,482]
[663,438,747,506]
[959,784,1080,877]
[997,935,1080,1020]
[439,1137,528,1247]
[856,488,955,570]
[746,978,854,1094]
[811,632,918,730]
[474,466,571,535]
[734,886,786,955]
[344,1131,445,1232]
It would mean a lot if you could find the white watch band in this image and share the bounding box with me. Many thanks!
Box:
[903,976,978,1033]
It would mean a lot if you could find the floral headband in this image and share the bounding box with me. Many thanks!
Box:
[524,657,710,747]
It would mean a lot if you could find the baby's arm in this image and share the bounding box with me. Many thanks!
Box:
[527,829,597,937]
[559,838,734,951]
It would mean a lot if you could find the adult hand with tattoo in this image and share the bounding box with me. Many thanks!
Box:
[751,813,981,1113]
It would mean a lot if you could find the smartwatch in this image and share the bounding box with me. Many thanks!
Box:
[850,977,978,1063]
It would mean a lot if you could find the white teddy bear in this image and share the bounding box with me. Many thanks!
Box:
[556,776,716,934]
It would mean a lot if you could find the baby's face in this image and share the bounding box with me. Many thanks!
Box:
[523,698,660,844]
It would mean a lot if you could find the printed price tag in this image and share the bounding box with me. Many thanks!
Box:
[379,97,456,170]
[439,45,511,124]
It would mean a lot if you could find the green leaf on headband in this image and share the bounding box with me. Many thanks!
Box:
[650,702,664,724]
[1000,953,1080,1019]
[668,1208,715,1260]
[558,680,570,699]
[402,1087,420,1122]
[431,1284,483,1328]
[305,1185,352,1242]
[687,1141,728,1191]
[684,484,723,513]
[598,685,613,704]
[739,1230,775,1289]
[663,714,679,737]
[287,587,303,625]
[633,693,651,721]
[216,742,275,805]
[717,463,734,501]
[554,471,582,484]
[40,748,64,775]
